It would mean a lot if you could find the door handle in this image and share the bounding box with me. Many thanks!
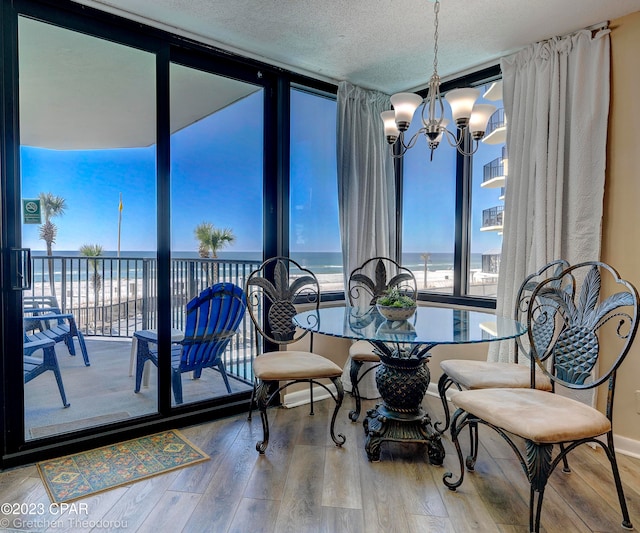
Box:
[10,248,32,290]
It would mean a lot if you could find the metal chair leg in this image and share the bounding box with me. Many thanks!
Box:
[434,372,460,434]
[605,432,633,530]
[255,381,271,454]
[328,377,346,447]
[348,359,364,421]
[248,378,257,421]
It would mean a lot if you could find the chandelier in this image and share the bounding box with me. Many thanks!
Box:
[381,0,496,159]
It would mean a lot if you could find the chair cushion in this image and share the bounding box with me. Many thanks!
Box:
[440,360,552,391]
[349,340,380,363]
[450,388,611,443]
[253,351,343,380]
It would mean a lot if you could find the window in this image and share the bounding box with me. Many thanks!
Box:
[400,70,504,305]
[3,0,338,465]
[18,16,158,434]
[468,82,505,298]
[289,88,343,293]
[401,106,457,295]
[170,63,264,404]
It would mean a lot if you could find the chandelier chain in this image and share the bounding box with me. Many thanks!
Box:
[432,0,440,76]
[382,0,495,158]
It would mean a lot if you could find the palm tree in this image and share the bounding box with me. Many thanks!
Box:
[194,222,235,258]
[79,244,103,301]
[194,222,214,258]
[39,192,67,297]
[209,227,235,258]
[193,222,235,284]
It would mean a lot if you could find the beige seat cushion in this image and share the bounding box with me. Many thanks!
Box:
[254,351,343,381]
[440,359,552,391]
[349,340,380,363]
[450,388,611,443]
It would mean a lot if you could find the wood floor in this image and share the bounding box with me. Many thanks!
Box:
[1,394,639,533]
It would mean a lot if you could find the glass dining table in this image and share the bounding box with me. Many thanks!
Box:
[294,305,525,463]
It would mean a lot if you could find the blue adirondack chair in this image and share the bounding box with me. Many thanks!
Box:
[24,336,70,408]
[134,282,246,404]
[23,296,90,366]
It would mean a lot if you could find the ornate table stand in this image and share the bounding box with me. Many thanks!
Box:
[363,344,445,464]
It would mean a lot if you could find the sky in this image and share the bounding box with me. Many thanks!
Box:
[20,83,503,257]
[22,91,265,254]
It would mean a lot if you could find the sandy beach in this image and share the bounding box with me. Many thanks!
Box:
[25,267,497,307]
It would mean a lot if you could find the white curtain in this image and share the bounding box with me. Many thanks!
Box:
[490,28,610,363]
[336,81,395,396]
[337,81,396,286]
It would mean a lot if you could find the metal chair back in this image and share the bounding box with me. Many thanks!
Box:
[348,256,417,306]
[246,257,320,346]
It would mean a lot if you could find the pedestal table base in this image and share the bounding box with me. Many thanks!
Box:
[363,404,445,464]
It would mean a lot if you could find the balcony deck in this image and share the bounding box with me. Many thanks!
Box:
[24,337,253,441]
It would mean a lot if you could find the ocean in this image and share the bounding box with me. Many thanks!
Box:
[291,251,482,275]
[30,250,482,282]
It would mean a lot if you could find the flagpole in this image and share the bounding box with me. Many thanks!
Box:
[117,193,123,295]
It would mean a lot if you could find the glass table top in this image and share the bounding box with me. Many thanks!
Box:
[294,305,525,347]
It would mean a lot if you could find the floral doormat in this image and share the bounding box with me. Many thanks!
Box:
[37,430,209,503]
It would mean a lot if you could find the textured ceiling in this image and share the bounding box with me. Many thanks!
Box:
[71,0,640,93]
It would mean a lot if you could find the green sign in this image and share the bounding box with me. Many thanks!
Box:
[23,199,42,224]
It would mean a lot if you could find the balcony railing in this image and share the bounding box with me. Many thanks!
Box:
[26,255,262,383]
[481,205,504,228]
[486,108,505,137]
[483,155,505,183]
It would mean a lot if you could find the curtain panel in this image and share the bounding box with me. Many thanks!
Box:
[336,81,395,397]
[490,29,611,363]
[336,81,395,288]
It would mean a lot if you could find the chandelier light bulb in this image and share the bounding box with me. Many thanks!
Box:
[445,88,480,127]
[390,92,423,131]
[468,104,497,139]
[380,110,400,144]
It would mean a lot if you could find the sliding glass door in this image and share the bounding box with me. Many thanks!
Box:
[167,62,263,405]
[19,16,158,440]
[1,0,321,467]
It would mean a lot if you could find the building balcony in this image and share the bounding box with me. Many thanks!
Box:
[482,145,508,189]
[483,81,503,101]
[480,205,504,232]
[482,108,506,145]
[482,162,504,189]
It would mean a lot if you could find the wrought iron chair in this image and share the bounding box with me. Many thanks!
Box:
[443,261,639,533]
[23,295,90,366]
[24,336,70,408]
[245,257,345,454]
[346,256,417,421]
[134,282,246,404]
[436,259,569,434]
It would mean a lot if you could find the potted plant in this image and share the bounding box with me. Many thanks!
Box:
[376,287,417,321]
